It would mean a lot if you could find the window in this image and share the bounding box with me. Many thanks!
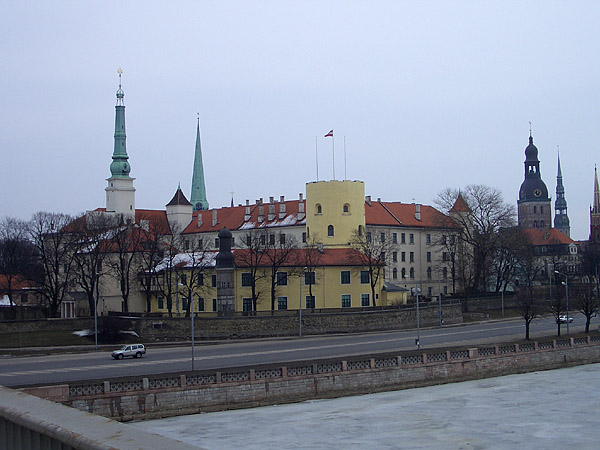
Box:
[305,295,316,309]
[305,271,316,285]
[214,238,219,248]
[392,251,398,262]
[410,252,414,263]
[427,267,432,280]
[277,272,288,286]
[277,296,288,310]
[241,272,252,286]
[242,298,253,312]
[428,287,432,296]
[302,232,307,243]
[343,203,350,213]
[409,234,414,244]
[316,204,322,214]
[198,297,205,312]
[366,232,372,243]
[269,234,275,245]
[358,225,363,236]
[401,268,406,279]
[361,293,370,307]
[328,225,334,237]
[442,252,449,262]
[340,270,351,284]
[280,233,286,245]
[533,220,538,228]
[534,206,537,214]
[380,252,386,262]
[443,267,448,279]
[393,232,398,243]
[360,270,370,284]
[401,233,406,244]
[197,273,204,286]
[427,252,431,262]
[442,235,447,244]
[180,274,187,285]
[380,232,386,243]
[444,286,448,295]
[184,240,189,250]
[341,294,351,308]
[212,298,217,311]
[211,275,217,287]
[393,268,398,280]
[182,297,188,311]
[426,234,431,244]
[158,296,164,309]
[231,237,235,247]
[449,235,455,245]
[20,293,28,303]
[260,234,266,245]
[401,251,406,262]
[410,267,415,278]
[541,206,544,214]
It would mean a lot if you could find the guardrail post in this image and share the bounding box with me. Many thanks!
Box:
[397,356,402,365]
[312,364,318,375]
[282,366,288,378]
[552,340,557,349]
[422,353,428,364]
[142,378,149,390]
[249,369,255,381]
[534,341,539,351]
[216,372,222,383]
[468,348,478,358]
[342,361,347,371]
[179,375,186,387]
[515,344,520,353]
[370,358,375,369]
[587,336,591,345]
[570,338,574,346]
[494,346,499,355]
[103,381,110,394]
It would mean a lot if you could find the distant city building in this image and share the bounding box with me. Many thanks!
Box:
[553,151,570,237]
[590,167,600,242]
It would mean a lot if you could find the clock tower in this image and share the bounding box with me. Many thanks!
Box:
[105,69,136,222]
[517,132,551,229]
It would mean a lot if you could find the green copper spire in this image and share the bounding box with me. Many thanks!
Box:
[191,115,209,211]
[109,68,131,179]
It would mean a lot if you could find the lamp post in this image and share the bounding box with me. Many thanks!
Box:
[413,287,422,349]
[191,293,195,372]
[555,270,570,335]
[93,271,106,350]
[299,268,306,337]
[437,270,443,326]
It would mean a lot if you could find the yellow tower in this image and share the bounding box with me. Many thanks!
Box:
[305,180,366,247]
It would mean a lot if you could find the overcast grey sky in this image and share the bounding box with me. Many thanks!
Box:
[2,1,599,240]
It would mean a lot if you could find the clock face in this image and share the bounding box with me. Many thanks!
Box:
[533,189,542,197]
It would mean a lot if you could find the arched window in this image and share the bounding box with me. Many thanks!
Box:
[401,268,406,279]
[328,225,334,237]
[534,206,537,214]
[343,203,350,213]
[393,268,398,280]
[409,268,415,279]
[541,220,545,228]
[316,204,322,214]
[533,220,538,228]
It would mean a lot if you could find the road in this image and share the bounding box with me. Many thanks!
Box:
[0,315,592,388]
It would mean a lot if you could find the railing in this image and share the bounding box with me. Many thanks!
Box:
[62,335,594,400]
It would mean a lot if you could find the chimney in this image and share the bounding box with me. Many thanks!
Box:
[258,198,264,223]
[268,197,275,221]
[366,195,371,206]
[279,196,286,219]
[377,197,381,202]
[415,204,421,221]
[298,193,305,220]
[212,209,218,227]
[244,199,251,222]
[197,212,203,227]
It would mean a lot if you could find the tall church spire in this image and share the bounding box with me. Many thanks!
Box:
[553,148,570,237]
[105,69,135,219]
[590,166,600,241]
[190,115,209,211]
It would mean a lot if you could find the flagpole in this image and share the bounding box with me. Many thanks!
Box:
[315,136,319,181]
[332,136,335,180]
[344,135,347,180]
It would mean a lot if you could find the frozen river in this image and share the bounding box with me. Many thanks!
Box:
[134,363,600,449]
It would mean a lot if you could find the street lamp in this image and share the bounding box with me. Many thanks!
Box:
[413,287,422,349]
[93,271,107,350]
[437,270,443,326]
[299,268,307,337]
[555,270,570,335]
[191,292,195,371]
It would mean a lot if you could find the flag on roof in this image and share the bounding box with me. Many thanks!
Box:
[324,130,333,138]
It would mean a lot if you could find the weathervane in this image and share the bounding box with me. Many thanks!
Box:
[117,68,123,88]
[529,121,532,137]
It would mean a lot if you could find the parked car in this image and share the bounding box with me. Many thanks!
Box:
[558,315,573,324]
[111,344,146,359]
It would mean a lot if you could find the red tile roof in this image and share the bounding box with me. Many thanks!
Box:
[366,201,457,229]
[450,194,471,213]
[520,228,575,246]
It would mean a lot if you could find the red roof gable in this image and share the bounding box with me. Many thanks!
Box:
[366,201,456,229]
[450,194,471,213]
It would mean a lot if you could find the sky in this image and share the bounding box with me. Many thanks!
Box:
[2,1,600,241]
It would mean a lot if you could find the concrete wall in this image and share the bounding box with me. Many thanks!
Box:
[32,336,600,422]
[0,385,204,450]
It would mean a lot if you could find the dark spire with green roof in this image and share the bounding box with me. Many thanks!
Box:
[190,116,209,210]
[109,68,132,179]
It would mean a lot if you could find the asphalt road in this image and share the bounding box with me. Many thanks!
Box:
[0,315,592,388]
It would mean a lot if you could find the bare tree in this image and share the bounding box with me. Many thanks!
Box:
[572,283,600,333]
[513,236,544,340]
[28,212,77,317]
[137,217,170,314]
[349,229,390,307]
[155,227,184,317]
[237,229,269,312]
[263,231,298,313]
[297,235,324,306]
[0,217,41,314]
[178,237,213,318]
[436,185,516,297]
